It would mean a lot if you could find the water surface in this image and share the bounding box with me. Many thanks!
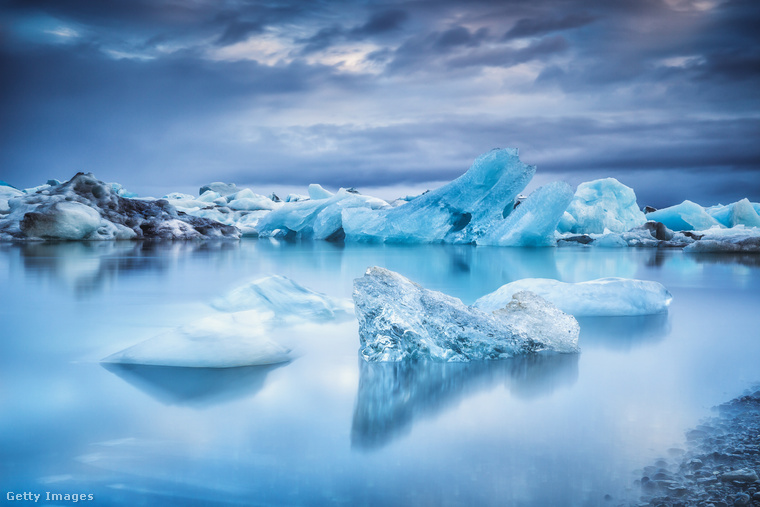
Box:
[1,241,759,506]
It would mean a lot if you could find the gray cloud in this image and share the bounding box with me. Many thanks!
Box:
[0,0,758,207]
[503,13,595,39]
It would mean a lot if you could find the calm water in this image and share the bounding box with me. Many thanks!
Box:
[1,241,759,506]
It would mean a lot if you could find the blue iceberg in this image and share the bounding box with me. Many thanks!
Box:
[353,267,579,362]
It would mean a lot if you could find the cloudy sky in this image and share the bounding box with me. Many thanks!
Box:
[1,0,758,206]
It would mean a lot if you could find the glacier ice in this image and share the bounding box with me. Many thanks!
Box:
[104,275,353,367]
[479,181,573,246]
[560,178,647,234]
[474,277,672,317]
[3,148,759,249]
[647,200,723,231]
[256,188,390,240]
[101,313,291,368]
[352,267,579,362]
[308,184,334,200]
[683,226,760,252]
[211,275,354,322]
[0,173,239,241]
[343,148,536,244]
[706,199,760,228]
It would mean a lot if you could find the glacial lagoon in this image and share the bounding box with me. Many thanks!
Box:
[1,240,759,506]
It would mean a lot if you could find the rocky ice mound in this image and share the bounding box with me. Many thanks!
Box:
[353,267,579,362]
[101,313,291,368]
[343,148,537,244]
[211,275,353,322]
[559,178,647,234]
[474,277,672,317]
[0,173,239,241]
[683,226,760,252]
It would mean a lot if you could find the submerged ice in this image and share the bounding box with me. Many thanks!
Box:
[474,278,672,317]
[211,275,353,322]
[352,267,579,362]
[101,313,291,368]
[104,275,350,368]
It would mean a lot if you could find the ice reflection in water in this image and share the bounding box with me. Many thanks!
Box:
[577,313,671,351]
[352,353,579,450]
[102,363,289,407]
[2,241,760,506]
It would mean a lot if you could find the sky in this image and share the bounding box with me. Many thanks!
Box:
[1,0,759,207]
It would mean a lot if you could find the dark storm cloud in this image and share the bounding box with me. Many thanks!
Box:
[0,0,759,205]
[503,13,595,39]
[298,9,408,54]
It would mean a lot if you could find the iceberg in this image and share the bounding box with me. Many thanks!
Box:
[257,188,390,240]
[353,267,579,362]
[0,173,239,241]
[479,181,573,246]
[211,275,354,322]
[560,178,647,234]
[647,200,723,231]
[343,148,536,244]
[683,226,760,252]
[474,277,672,316]
[101,313,291,368]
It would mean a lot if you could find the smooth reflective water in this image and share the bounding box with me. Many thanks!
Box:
[1,241,759,506]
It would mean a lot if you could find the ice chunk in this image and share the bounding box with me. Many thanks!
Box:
[257,188,389,240]
[353,267,579,362]
[683,226,760,252]
[561,178,647,234]
[343,148,536,244]
[493,291,579,352]
[0,184,25,214]
[199,182,239,197]
[20,201,101,240]
[0,173,240,241]
[211,275,354,322]
[479,181,573,246]
[308,184,334,200]
[647,200,722,231]
[474,277,672,316]
[227,188,280,211]
[101,313,291,368]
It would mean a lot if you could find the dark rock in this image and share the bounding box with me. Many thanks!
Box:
[644,206,657,213]
[635,221,675,241]
[683,231,704,240]
[733,492,750,505]
[558,234,594,245]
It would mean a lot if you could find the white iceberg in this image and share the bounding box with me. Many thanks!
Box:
[211,275,354,322]
[101,313,291,368]
[474,277,672,316]
[683,226,760,252]
[560,178,647,234]
[353,267,579,362]
[343,148,536,244]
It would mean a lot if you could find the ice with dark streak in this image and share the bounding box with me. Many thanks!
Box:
[0,173,239,241]
[352,267,579,362]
